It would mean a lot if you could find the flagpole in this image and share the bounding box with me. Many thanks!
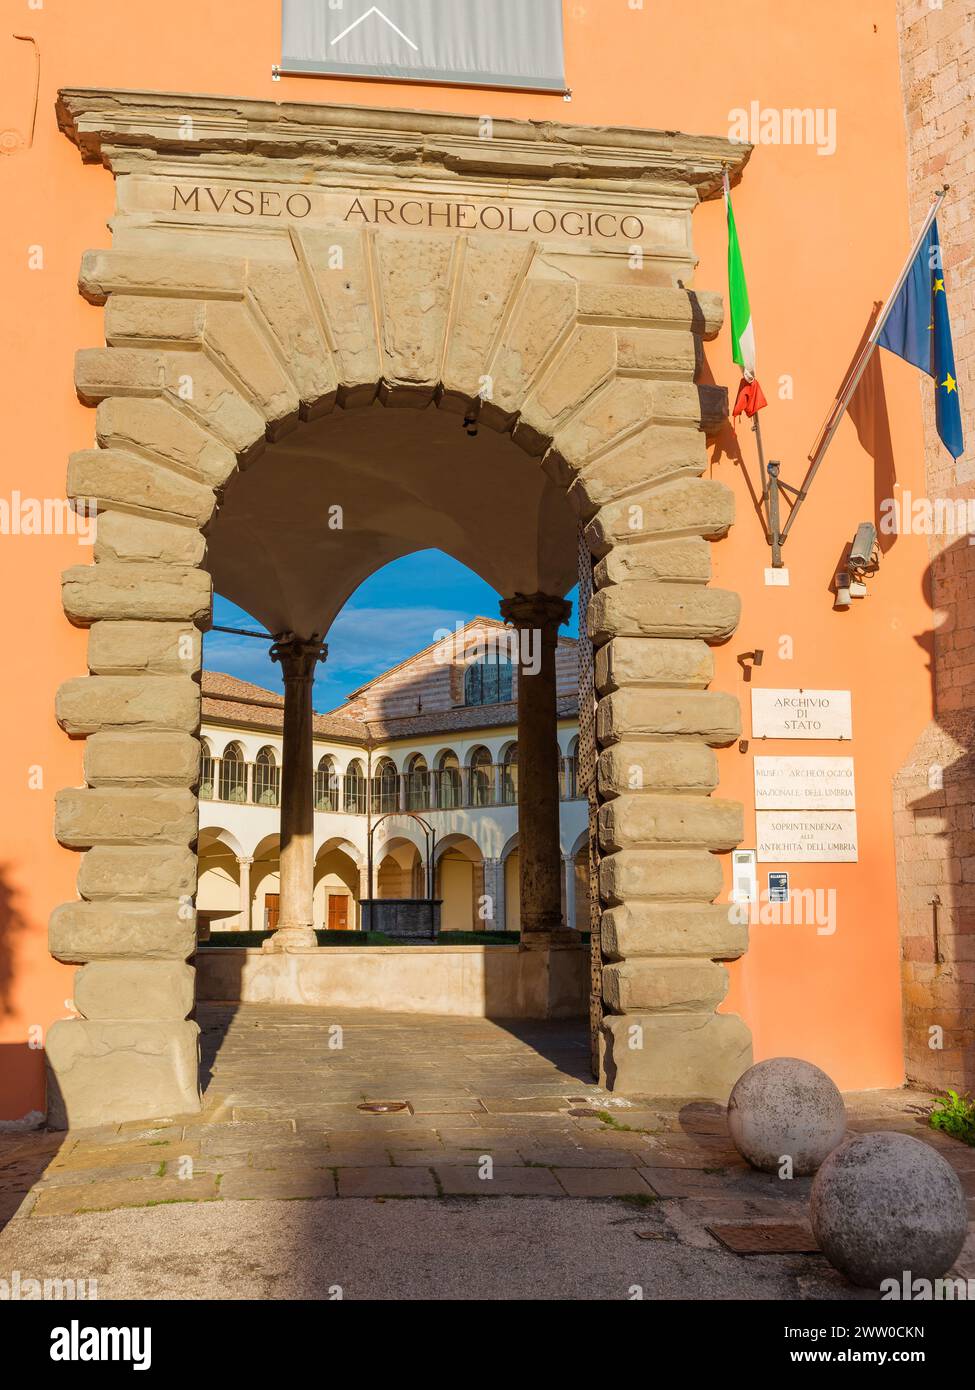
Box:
[779,184,948,544]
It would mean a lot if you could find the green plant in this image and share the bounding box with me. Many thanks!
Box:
[929,1090,975,1146]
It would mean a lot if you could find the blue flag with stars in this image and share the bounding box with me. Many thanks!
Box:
[878,219,963,459]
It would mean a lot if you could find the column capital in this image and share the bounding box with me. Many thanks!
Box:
[499,592,571,633]
[236,855,254,866]
[270,632,328,680]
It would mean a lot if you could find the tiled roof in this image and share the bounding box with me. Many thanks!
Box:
[201,671,577,746]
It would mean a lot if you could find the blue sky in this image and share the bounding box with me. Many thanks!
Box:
[204,549,579,712]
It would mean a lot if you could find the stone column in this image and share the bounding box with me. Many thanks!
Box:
[237,856,253,931]
[499,592,573,944]
[263,633,327,953]
[564,855,577,933]
[483,857,503,930]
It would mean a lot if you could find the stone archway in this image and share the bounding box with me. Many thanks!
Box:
[48,88,751,1127]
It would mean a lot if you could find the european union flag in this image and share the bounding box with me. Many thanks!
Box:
[878,220,964,459]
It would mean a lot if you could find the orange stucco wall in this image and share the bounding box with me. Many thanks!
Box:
[0,0,930,1115]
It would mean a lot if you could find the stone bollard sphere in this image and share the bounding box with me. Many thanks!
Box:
[727,1056,847,1175]
[810,1132,969,1288]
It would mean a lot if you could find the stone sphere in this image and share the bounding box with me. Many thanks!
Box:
[810,1132,968,1288]
[727,1057,846,1174]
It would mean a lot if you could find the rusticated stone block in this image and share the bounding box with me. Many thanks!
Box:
[96,398,237,489]
[204,301,300,436]
[94,512,206,567]
[601,902,747,962]
[515,325,617,452]
[105,294,205,345]
[74,961,195,1021]
[615,326,698,378]
[595,637,713,692]
[600,1012,752,1099]
[55,787,198,848]
[597,689,740,746]
[298,227,381,400]
[68,449,216,526]
[49,900,196,963]
[552,378,655,469]
[87,621,201,676]
[602,959,729,1013]
[63,562,211,625]
[160,353,267,455]
[84,731,200,787]
[441,236,531,407]
[589,582,740,643]
[45,1018,201,1128]
[79,248,245,305]
[375,232,455,397]
[247,262,337,416]
[651,381,727,433]
[594,537,711,588]
[585,477,735,554]
[598,794,742,852]
[577,284,723,339]
[56,676,200,736]
[600,848,724,904]
[75,347,165,404]
[77,845,197,900]
[565,426,707,516]
[597,741,718,796]
[484,278,576,426]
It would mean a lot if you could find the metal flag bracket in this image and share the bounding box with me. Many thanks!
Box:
[751,184,950,566]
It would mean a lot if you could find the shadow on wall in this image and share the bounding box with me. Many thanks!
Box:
[896,533,975,1093]
[0,862,29,1023]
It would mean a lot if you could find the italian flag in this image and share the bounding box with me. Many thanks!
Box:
[724,172,767,418]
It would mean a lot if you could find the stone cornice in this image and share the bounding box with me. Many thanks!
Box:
[56,88,750,199]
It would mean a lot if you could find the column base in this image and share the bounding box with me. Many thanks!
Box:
[599,1012,752,1099]
[519,928,581,950]
[261,924,317,953]
[45,1019,201,1130]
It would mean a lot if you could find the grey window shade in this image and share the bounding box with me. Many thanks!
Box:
[281,0,567,92]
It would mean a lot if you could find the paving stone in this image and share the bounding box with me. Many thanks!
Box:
[641,1170,730,1197]
[554,1168,659,1197]
[436,1166,564,1197]
[31,1174,218,1215]
[48,1139,200,1172]
[480,1098,573,1114]
[219,1169,336,1200]
[522,1148,643,1168]
[336,1167,438,1198]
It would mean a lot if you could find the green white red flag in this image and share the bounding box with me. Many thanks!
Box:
[724,172,767,418]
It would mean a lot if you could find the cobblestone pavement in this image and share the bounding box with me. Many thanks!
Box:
[1,1004,972,1298]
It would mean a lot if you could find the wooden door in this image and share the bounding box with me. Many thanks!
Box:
[328,894,350,930]
[264,893,280,931]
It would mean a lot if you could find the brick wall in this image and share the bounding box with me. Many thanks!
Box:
[339,619,579,722]
[894,0,975,1090]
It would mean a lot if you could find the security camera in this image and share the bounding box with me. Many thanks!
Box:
[849,522,878,573]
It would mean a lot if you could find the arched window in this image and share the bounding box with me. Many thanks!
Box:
[468,745,494,807]
[199,739,215,801]
[372,757,399,814]
[562,736,579,800]
[436,750,461,810]
[501,743,518,805]
[344,759,366,815]
[253,746,280,806]
[219,742,246,803]
[406,753,428,811]
[315,754,339,811]
[464,654,513,707]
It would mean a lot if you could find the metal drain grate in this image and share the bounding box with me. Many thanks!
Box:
[567,1107,600,1118]
[356,1101,411,1114]
[707,1222,820,1255]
